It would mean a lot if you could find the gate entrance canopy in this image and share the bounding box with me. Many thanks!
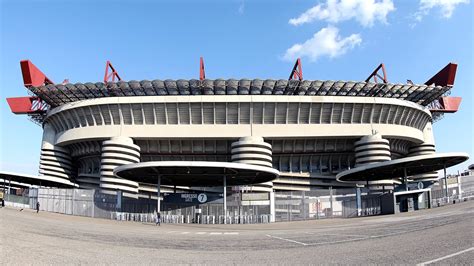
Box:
[0,171,78,188]
[114,161,279,186]
[336,152,468,182]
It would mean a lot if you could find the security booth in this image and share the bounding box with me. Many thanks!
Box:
[394,188,431,213]
[379,188,431,214]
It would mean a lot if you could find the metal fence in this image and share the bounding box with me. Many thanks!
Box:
[24,188,271,224]
[9,184,473,224]
[274,188,381,221]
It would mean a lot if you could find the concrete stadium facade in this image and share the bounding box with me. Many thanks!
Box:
[40,92,436,195]
[7,60,467,217]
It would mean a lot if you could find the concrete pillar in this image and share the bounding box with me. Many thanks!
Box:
[269,191,275,222]
[223,176,227,224]
[157,175,161,213]
[231,136,275,221]
[354,133,393,192]
[100,136,140,198]
[39,123,73,182]
[409,122,438,185]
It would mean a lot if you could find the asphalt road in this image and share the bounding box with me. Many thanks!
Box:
[1,201,473,265]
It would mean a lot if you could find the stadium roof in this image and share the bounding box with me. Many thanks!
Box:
[8,60,460,124]
[30,79,449,108]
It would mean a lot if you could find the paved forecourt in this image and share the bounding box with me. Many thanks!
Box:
[1,201,473,264]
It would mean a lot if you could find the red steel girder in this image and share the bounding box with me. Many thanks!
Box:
[20,60,54,87]
[289,58,303,81]
[430,96,462,113]
[6,96,48,114]
[425,63,457,87]
[200,57,206,81]
[104,60,122,84]
[365,63,388,83]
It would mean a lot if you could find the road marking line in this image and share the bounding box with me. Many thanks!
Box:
[181,232,190,234]
[266,234,307,246]
[195,232,206,235]
[166,231,177,234]
[417,247,474,266]
[224,232,239,235]
[210,232,222,235]
[314,233,368,238]
[305,237,369,246]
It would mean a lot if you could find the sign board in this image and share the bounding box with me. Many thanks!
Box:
[406,182,424,190]
[163,192,222,204]
[241,193,269,201]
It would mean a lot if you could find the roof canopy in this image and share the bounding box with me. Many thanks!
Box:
[114,161,280,187]
[336,152,469,182]
[30,79,449,109]
[0,171,78,188]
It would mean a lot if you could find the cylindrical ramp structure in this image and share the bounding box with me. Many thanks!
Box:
[231,136,274,193]
[231,136,275,221]
[354,134,391,167]
[408,143,438,183]
[39,123,74,181]
[354,134,395,191]
[100,136,140,197]
[231,136,273,168]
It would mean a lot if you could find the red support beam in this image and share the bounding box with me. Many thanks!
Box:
[430,96,462,113]
[200,57,206,81]
[365,63,388,83]
[289,58,303,81]
[20,60,54,87]
[425,63,457,87]
[6,96,48,114]
[104,61,122,84]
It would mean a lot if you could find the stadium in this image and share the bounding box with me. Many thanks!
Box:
[3,58,468,223]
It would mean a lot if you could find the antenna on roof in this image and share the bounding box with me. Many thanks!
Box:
[200,57,206,81]
[289,58,303,81]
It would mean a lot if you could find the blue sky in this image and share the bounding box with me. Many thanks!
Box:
[0,0,472,175]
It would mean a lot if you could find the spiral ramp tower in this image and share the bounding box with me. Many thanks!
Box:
[100,137,140,197]
[354,134,397,191]
[407,121,439,185]
[39,123,74,182]
[407,143,439,184]
[231,136,274,193]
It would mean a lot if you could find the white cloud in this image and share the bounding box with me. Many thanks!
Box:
[283,26,362,62]
[289,0,395,27]
[415,0,469,21]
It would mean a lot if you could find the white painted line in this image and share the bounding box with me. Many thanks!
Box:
[266,234,307,246]
[417,247,474,266]
[210,232,222,235]
[181,232,190,234]
[195,232,206,235]
[224,232,239,235]
[314,233,368,238]
[305,237,369,246]
[166,231,177,234]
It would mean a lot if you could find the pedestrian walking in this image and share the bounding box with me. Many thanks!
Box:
[156,212,161,226]
[36,201,40,213]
